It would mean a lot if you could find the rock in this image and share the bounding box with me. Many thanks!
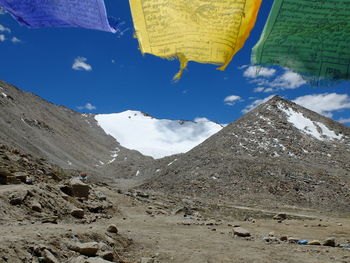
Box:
[308,240,321,245]
[233,227,250,237]
[9,190,28,205]
[140,258,154,263]
[31,201,42,212]
[71,208,84,219]
[263,237,280,243]
[7,176,21,184]
[69,178,90,198]
[42,249,59,263]
[0,169,12,184]
[95,191,107,201]
[107,224,118,234]
[41,216,58,224]
[205,220,217,226]
[105,236,115,247]
[69,242,99,256]
[100,251,114,261]
[323,237,336,247]
[13,172,27,183]
[280,235,288,242]
[268,232,274,237]
[273,213,287,221]
[288,237,300,243]
[135,191,149,199]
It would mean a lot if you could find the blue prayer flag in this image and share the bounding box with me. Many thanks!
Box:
[0,0,116,32]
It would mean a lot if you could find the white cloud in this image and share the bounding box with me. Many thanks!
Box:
[263,87,274,93]
[0,34,5,42]
[72,57,92,71]
[0,24,10,33]
[253,87,264,92]
[224,95,242,106]
[293,93,350,118]
[11,37,21,43]
[243,66,306,92]
[111,59,116,64]
[338,118,350,124]
[242,95,275,113]
[243,66,276,78]
[270,71,306,90]
[77,103,96,111]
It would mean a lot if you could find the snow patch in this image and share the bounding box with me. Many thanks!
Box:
[1,92,7,98]
[168,159,178,166]
[279,105,343,141]
[136,170,140,176]
[107,158,116,164]
[95,110,222,159]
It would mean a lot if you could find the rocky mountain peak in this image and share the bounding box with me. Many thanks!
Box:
[141,96,350,212]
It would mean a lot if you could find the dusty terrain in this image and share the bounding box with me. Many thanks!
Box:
[1,181,350,263]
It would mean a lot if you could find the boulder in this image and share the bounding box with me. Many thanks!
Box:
[288,237,300,243]
[42,249,59,263]
[31,201,42,212]
[107,224,118,234]
[273,213,287,221]
[9,190,28,205]
[233,227,250,237]
[0,169,12,184]
[69,242,99,256]
[280,235,288,242]
[135,191,149,198]
[13,172,27,183]
[7,176,21,185]
[99,251,114,261]
[323,237,336,247]
[263,237,280,243]
[71,208,85,219]
[69,178,90,198]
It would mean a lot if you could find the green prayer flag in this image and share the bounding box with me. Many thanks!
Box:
[252,0,350,85]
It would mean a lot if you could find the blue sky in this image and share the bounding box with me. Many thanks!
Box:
[0,0,350,125]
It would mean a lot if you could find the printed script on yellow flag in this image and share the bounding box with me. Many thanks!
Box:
[129,0,262,79]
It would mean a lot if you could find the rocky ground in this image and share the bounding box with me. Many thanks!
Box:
[0,105,350,263]
[0,142,349,263]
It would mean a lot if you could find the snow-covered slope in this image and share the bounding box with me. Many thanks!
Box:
[278,104,343,141]
[95,110,223,159]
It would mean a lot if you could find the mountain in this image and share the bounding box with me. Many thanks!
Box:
[0,80,222,182]
[95,111,223,159]
[0,80,155,181]
[141,96,350,212]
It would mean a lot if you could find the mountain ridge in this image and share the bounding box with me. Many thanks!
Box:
[141,95,350,213]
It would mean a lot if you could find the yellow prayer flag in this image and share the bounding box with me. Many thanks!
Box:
[129,0,262,79]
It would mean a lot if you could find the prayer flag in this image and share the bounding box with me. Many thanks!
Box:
[0,0,116,33]
[129,0,262,79]
[252,0,350,85]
